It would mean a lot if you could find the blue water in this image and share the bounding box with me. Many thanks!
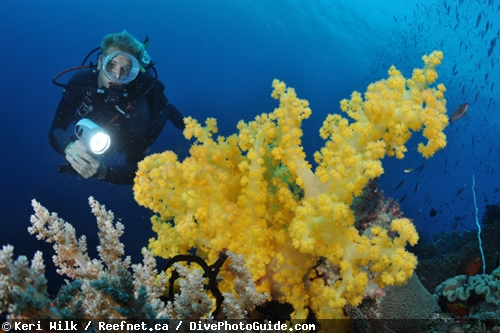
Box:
[0,0,498,290]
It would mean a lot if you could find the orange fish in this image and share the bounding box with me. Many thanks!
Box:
[447,301,469,316]
[449,103,469,124]
[456,257,482,277]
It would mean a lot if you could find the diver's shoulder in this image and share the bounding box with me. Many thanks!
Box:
[68,68,98,86]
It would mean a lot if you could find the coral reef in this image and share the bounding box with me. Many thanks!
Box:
[472,301,500,325]
[352,179,406,236]
[0,198,265,326]
[375,274,439,327]
[345,274,439,333]
[1,50,464,331]
[164,250,267,319]
[415,203,500,294]
[134,51,448,321]
[0,197,168,322]
[435,266,500,312]
[412,204,500,332]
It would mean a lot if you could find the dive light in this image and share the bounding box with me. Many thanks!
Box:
[74,119,110,155]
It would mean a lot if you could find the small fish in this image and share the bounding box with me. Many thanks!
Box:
[425,192,431,202]
[476,13,482,28]
[449,103,469,124]
[399,194,407,203]
[417,163,426,175]
[430,208,437,217]
[395,180,404,190]
[488,37,497,57]
[404,168,415,173]
[414,181,421,193]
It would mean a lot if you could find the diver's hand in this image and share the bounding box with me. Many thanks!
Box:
[64,140,101,179]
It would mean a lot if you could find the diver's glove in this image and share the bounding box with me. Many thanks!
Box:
[64,140,104,179]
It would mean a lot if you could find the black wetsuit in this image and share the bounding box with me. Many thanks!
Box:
[49,68,184,184]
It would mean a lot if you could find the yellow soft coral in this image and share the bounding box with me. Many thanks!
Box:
[134,51,447,326]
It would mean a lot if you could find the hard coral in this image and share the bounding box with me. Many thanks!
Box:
[1,198,169,322]
[346,274,439,333]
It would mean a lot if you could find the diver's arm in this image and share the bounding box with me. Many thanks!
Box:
[97,163,136,184]
[49,93,79,154]
[60,142,138,184]
[98,144,147,184]
[165,102,185,130]
[50,128,72,155]
[50,69,95,155]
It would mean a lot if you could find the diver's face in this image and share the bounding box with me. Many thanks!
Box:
[98,48,132,88]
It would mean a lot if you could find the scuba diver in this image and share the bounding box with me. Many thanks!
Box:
[49,31,185,184]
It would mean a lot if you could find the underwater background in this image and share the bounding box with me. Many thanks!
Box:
[0,0,499,294]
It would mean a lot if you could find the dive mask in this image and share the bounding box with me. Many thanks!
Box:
[102,51,139,84]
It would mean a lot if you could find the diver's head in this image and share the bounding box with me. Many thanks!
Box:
[97,49,139,87]
[97,31,146,88]
[100,30,145,64]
